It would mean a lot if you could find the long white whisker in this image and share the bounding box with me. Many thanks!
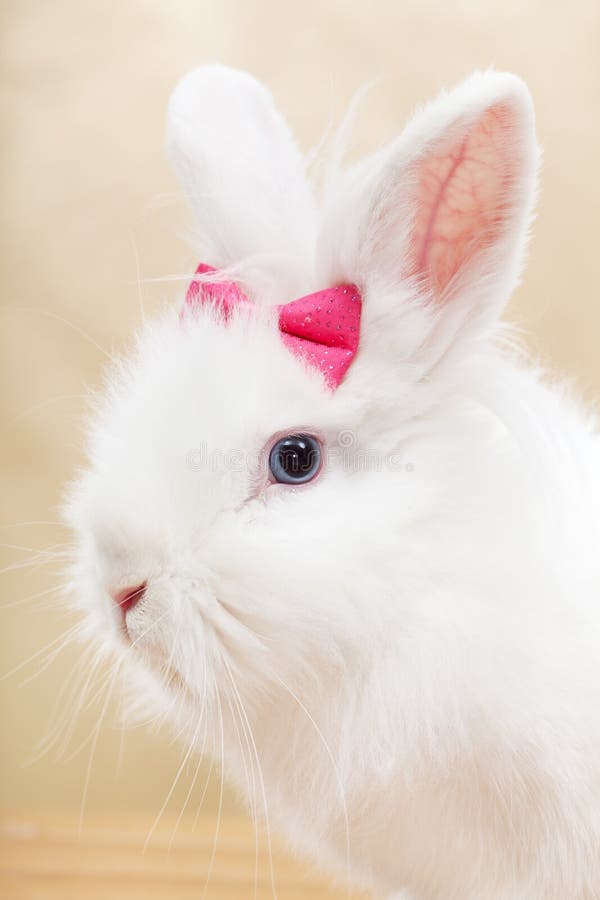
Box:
[78,664,120,834]
[1,520,63,529]
[222,662,261,900]
[25,647,103,766]
[201,685,225,900]
[224,684,256,824]
[60,658,124,763]
[167,658,210,851]
[143,707,205,852]
[127,229,146,325]
[0,542,68,555]
[192,753,215,831]
[37,608,169,767]
[0,554,62,578]
[17,620,80,687]
[1,305,116,363]
[223,657,277,900]
[136,273,194,286]
[8,394,87,426]
[1,583,62,611]
[1,622,81,682]
[113,603,193,850]
[273,671,351,900]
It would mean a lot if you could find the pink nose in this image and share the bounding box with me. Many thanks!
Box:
[112,582,146,613]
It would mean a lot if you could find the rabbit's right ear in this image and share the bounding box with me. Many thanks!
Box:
[167,66,316,298]
[317,71,539,383]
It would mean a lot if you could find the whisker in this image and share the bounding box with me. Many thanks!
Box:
[192,753,215,831]
[60,660,124,763]
[1,621,81,682]
[25,647,102,766]
[78,665,120,834]
[224,686,256,823]
[167,665,210,851]
[1,583,62,611]
[1,520,63,529]
[0,553,66,578]
[142,705,205,852]
[162,595,186,683]
[127,229,146,325]
[0,542,68,555]
[201,686,225,900]
[88,605,193,851]
[223,658,277,900]
[222,666,260,900]
[114,695,128,780]
[8,394,88,426]
[17,620,81,688]
[273,671,352,900]
[135,273,195,286]
[1,305,116,363]
[57,665,109,761]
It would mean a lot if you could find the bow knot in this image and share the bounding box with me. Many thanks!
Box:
[184,264,361,390]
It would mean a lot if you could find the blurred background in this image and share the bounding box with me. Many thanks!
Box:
[1,0,599,820]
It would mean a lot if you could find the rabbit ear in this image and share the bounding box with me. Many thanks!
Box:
[167,66,316,297]
[317,71,539,375]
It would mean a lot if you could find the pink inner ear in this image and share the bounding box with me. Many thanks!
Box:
[409,103,516,297]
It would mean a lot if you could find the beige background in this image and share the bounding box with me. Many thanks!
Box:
[1,0,599,816]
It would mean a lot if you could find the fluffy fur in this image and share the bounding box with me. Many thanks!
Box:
[64,66,600,899]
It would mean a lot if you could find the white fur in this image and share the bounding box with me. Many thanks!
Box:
[167,64,316,301]
[65,67,600,899]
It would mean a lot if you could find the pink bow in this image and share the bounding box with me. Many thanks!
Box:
[184,264,361,390]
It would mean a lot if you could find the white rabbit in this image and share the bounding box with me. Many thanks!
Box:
[64,66,600,899]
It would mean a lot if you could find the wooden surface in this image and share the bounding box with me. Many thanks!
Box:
[0,811,368,899]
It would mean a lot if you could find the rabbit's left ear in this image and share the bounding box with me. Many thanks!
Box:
[168,66,316,297]
[317,71,539,373]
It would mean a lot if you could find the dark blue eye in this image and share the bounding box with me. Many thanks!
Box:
[269,434,322,485]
